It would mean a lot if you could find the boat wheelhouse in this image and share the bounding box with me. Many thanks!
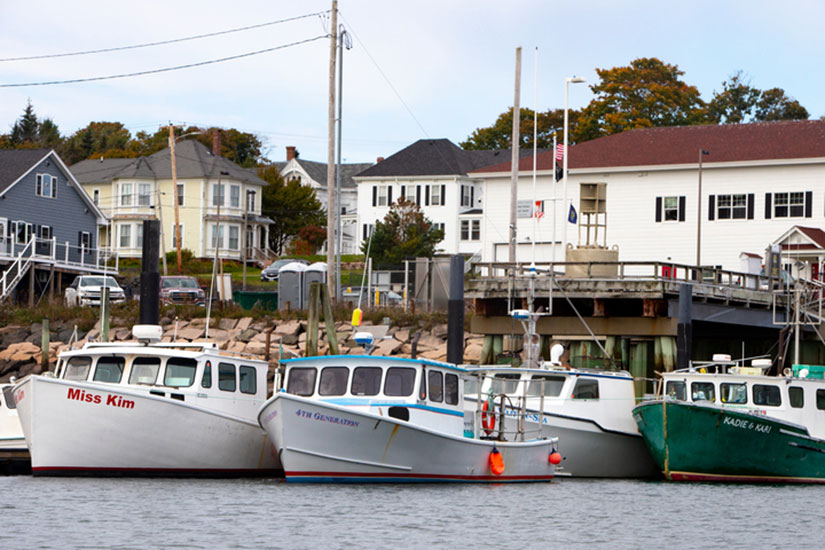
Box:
[634,356,825,483]
[258,355,559,483]
[0,383,28,474]
[13,325,279,477]
[463,364,658,478]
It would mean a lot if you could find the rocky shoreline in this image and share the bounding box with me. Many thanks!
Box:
[0,317,485,383]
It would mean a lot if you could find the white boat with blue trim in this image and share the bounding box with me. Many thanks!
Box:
[13,325,279,477]
[258,354,559,483]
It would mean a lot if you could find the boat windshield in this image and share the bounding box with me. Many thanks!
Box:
[129,357,161,385]
[428,370,443,402]
[64,356,92,381]
[572,378,599,400]
[287,367,317,396]
[93,356,125,384]
[691,382,715,402]
[3,386,16,409]
[351,367,382,396]
[319,367,348,396]
[164,357,197,387]
[491,373,521,395]
[384,367,416,397]
[527,375,566,397]
[720,382,747,404]
[665,381,686,400]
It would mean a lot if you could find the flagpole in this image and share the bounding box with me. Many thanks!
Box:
[551,132,557,265]
[531,47,538,266]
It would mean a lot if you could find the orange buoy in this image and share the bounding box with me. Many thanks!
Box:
[351,308,363,327]
[548,451,562,465]
[489,448,505,476]
[481,399,496,435]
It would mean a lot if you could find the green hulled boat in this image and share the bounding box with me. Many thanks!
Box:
[633,359,825,483]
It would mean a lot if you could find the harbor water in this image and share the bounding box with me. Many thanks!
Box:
[0,476,817,549]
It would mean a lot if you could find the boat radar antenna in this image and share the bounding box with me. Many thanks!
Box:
[353,331,376,354]
[132,325,163,345]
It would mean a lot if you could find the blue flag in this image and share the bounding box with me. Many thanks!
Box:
[568,204,578,224]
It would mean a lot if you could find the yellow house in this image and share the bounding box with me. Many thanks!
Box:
[71,140,272,263]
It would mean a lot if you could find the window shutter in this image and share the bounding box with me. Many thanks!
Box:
[372,186,377,207]
[747,194,755,220]
[470,187,475,207]
[363,224,367,240]
[708,195,715,221]
[765,193,772,219]
[387,186,393,205]
[679,196,686,222]
[425,185,430,206]
[416,185,421,205]
[441,185,445,205]
[401,185,406,200]
[806,191,813,218]
[655,197,662,222]
[78,232,83,247]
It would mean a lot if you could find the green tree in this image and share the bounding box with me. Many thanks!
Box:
[61,121,133,163]
[573,57,707,142]
[754,88,809,121]
[461,108,575,150]
[362,199,444,266]
[258,164,326,254]
[707,71,761,124]
[4,100,63,150]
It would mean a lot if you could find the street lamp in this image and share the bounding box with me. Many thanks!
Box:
[562,76,586,261]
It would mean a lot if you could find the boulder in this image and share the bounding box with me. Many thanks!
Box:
[237,329,257,343]
[463,342,483,364]
[218,318,237,331]
[431,324,449,339]
[235,317,254,331]
[372,338,402,356]
[245,341,267,356]
[394,329,410,343]
[177,327,205,341]
[417,333,444,350]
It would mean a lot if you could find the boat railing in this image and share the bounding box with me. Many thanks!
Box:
[472,372,548,442]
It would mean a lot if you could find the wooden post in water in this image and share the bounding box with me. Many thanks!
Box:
[41,317,49,372]
[306,282,320,357]
[321,283,339,355]
[100,286,110,342]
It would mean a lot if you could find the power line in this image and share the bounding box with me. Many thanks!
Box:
[0,11,328,62]
[0,35,328,88]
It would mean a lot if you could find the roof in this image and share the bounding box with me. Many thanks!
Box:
[472,119,825,174]
[282,159,373,189]
[795,226,825,249]
[0,148,51,194]
[355,139,520,178]
[71,140,268,186]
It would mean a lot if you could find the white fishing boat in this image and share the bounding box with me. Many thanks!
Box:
[258,346,559,483]
[0,382,28,474]
[12,325,279,477]
[464,359,658,478]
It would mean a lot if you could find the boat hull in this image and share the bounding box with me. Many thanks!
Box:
[634,399,825,483]
[259,393,557,483]
[465,398,658,478]
[14,376,280,477]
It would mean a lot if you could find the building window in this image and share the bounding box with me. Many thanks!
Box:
[228,226,239,250]
[13,221,32,245]
[460,219,480,241]
[176,183,185,207]
[136,183,151,207]
[461,185,474,207]
[377,186,389,206]
[769,191,808,218]
[171,224,183,247]
[230,185,240,208]
[35,174,57,198]
[246,190,256,212]
[79,231,91,250]
[119,224,131,248]
[656,196,685,222]
[431,184,443,206]
[136,223,144,249]
[211,224,224,249]
[120,183,133,207]
[212,183,225,206]
[362,224,374,240]
[40,225,51,240]
[93,189,100,205]
[717,194,748,219]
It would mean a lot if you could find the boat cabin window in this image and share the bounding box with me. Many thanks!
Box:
[351,367,382,396]
[817,389,825,410]
[527,375,566,397]
[491,373,520,395]
[129,357,161,385]
[64,356,92,381]
[239,366,257,395]
[287,367,316,397]
[789,386,804,408]
[2,386,16,409]
[164,357,197,388]
[445,373,459,405]
[720,383,747,404]
[428,371,443,403]
[572,378,599,400]
[753,384,781,407]
[319,367,349,396]
[219,363,236,392]
[201,361,212,388]
[691,382,715,402]
[384,367,416,397]
[93,356,125,384]
[666,381,686,400]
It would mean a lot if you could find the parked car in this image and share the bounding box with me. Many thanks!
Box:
[160,276,206,306]
[65,275,126,307]
[260,258,310,282]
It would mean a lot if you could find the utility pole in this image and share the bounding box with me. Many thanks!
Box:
[326,0,338,298]
[508,46,521,264]
[214,171,228,303]
[156,186,168,275]
[242,189,250,290]
[168,124,183,273]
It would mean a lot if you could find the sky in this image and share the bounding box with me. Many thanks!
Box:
[1,0,824,165]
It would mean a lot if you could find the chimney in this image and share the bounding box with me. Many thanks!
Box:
[212,129,221,157]
[286,146,297,161]
[376,156,384,163]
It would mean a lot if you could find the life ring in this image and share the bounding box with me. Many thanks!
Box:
[481,399,496,435]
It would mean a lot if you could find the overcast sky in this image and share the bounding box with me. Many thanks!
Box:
[2,0,823,165]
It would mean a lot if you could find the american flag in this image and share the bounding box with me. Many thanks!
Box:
[555,144,565,161]
[533,200,544,219]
